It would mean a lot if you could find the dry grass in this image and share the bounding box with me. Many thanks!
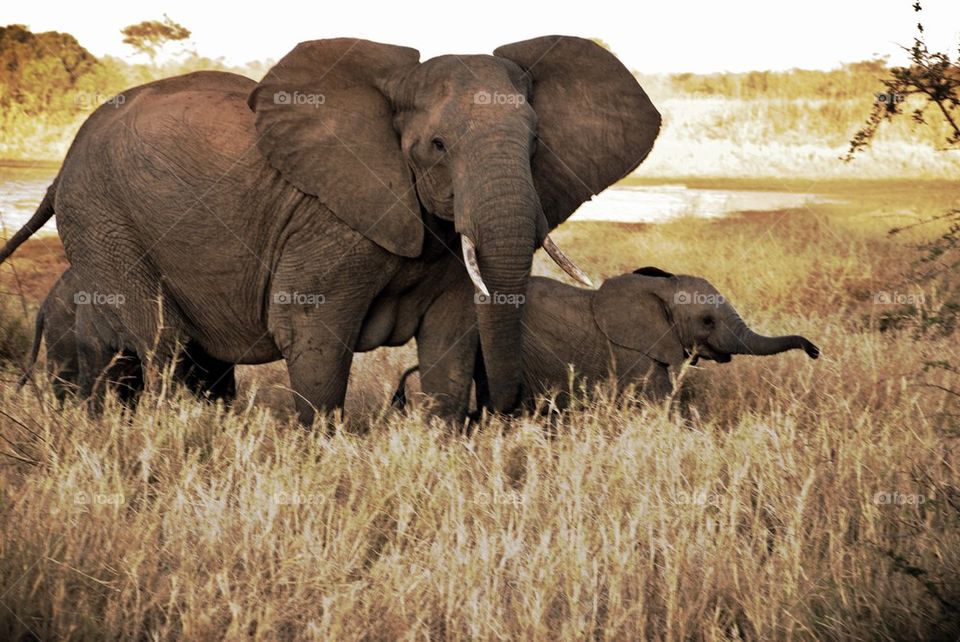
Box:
[1,182,959,639]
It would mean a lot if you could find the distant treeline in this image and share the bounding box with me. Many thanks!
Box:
[0,24,940,163]
[634,59,955,153]
[1,24,268,116]
[0,24,269,158]
[1,24,896,119]
[663,60,890,100]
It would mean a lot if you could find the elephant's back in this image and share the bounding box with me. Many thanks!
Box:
[127,72,258,154]
[56,69,270,252]
[130,70,255,95]
[122,72,257,159]
[60,71,259,175]
[87,70,255,117]
[521,277,609,393]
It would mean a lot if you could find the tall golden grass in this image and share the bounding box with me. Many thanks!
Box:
[1,182,958,639]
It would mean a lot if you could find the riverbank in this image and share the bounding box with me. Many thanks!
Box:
[7,93,960,180]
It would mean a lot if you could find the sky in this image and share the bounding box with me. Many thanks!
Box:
[4,0,960,74]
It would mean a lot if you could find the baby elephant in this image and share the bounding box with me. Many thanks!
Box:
[20,268,237,405]
[395,266,819,411]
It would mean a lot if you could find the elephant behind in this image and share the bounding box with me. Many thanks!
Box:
[20,267,236,406]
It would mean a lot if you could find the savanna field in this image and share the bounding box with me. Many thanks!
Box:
[1,175,959,639]
[2,25,960,638]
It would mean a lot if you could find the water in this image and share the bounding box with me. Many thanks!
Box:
[571,184,823,223]
[0,164,824,235]
[0,165,58,235]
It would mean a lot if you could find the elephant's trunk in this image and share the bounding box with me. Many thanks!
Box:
[455,136,543,412]
[720,318,820,359]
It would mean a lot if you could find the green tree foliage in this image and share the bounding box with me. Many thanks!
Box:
[0,23,272,158]
[0,24,103,114]
[120,15,191,63]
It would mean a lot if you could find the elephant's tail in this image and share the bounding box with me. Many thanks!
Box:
[0,177,58,264]
[18,303,45,389]
[390,366,420,411]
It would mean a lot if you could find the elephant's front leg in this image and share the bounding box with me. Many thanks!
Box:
[415,277,480,424]
[268,235,397,427]
[281,324,354,426]
[269,295,369,426]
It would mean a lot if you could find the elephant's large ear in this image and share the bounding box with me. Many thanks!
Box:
[248,39,423,257]
[494,36,661,229]
[591,274,685,366]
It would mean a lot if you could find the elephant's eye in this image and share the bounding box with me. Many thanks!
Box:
[431,137,446,153]
[702,315,715,328]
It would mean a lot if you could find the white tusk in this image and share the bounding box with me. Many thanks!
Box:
[461,235,490,296]
[542,235,594,287]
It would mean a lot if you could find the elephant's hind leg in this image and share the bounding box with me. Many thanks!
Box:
[108,350,145,408]
[75,302,121,413]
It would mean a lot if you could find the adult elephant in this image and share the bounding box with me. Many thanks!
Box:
[0,36,660,423]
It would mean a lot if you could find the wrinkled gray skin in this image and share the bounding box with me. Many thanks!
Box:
[20,267,236,407]
[0,36,660,424]
[395,267,820,412]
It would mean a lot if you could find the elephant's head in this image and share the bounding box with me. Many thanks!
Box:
[247,37,661,411]
[592,267,820,365]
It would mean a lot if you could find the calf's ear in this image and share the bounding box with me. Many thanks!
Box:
[591,274,685,366]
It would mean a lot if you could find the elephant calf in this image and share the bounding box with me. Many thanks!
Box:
[21,268,237,405]
[395,266,819,411]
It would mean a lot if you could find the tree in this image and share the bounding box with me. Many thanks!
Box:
[0,24,100,113]
[845,2,959,159]
[846,3,960,406]
[120,15,191,63]
[844,3,960,286]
